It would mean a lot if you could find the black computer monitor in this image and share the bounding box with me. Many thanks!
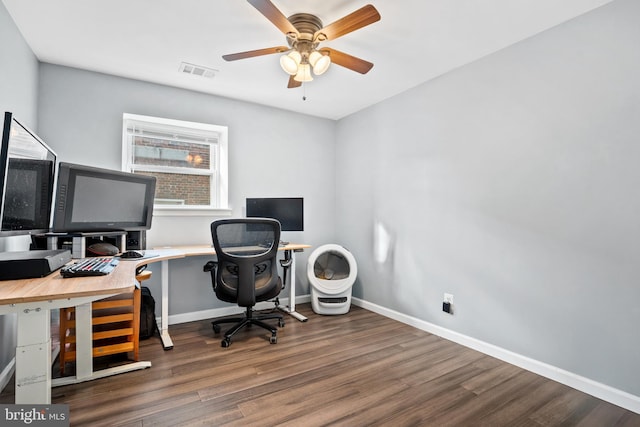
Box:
[246,197,303,231]
[0,112,57,237]
[52,162,156,233]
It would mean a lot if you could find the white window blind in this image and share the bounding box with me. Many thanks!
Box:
[122,113,228,210]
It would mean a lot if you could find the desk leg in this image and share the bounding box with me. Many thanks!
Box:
[74,302,93,380]
[15,305,51,404]
[159,259,174,350]
[279,249,308,322]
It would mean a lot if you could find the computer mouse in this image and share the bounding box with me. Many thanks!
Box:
[120,250,145,259]
[87,242,120,256]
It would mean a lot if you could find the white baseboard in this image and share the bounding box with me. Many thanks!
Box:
[0,357,15,394]
[351,297,640,415]
[165,295,311,326]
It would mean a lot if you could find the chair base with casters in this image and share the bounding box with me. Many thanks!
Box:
[211,307,284,347]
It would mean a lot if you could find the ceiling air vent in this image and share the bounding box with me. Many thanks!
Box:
[179,62,217,78]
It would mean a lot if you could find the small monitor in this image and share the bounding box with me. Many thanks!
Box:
[52,162,156,233]
[246,197,303,232]
[0,112,57,237]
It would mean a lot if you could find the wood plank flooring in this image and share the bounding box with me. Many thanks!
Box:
[2,304,639,426]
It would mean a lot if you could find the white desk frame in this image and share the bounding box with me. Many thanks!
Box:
[154,244,309,350]
[276,248,309,323]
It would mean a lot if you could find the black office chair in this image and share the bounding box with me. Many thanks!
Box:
[204,218,285,347]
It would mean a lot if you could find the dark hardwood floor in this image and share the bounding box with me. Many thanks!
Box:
[2,304,639,426]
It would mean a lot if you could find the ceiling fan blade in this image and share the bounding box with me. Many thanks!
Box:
[322,48,373,74]
[314,4,380,41]
[287,76,302,88]
[222,46,288,61]
[247,0,299,36]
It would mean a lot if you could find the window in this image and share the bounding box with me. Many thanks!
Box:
[122,114,228,212]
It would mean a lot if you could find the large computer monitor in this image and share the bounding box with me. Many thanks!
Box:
[246,197,304,231]
[0,112,57,237]
[52,162,156,233]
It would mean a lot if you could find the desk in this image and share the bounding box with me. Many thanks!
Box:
[0,256,157,404]
[152,243,310,350]
[0,243,308,403]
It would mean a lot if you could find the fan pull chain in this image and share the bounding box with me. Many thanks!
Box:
[302,84,307,101]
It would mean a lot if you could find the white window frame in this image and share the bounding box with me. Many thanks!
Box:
[122,113,229,216]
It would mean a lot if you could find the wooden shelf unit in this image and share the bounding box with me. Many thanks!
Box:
[59,286,141,375]
[60,271,151,375]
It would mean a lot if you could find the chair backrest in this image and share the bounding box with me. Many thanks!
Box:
[210,218,281,307]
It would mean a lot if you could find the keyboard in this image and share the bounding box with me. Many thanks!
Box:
[60,257,119,278]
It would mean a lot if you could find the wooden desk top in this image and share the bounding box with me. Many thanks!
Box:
[0,245,307,306]
[0,250,183,306]
[0,261,139,306]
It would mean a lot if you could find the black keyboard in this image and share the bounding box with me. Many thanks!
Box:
[60,257,119,278]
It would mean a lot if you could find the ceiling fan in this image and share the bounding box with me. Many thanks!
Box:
[223,0,381,88]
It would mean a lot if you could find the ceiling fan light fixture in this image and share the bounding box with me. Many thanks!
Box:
[310,51,331,75]
[308,50,321,66]
[293,63,313,82]
[223,2,381,88]
[280,50,301,75]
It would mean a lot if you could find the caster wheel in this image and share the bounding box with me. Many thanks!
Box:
[278,319,285,327]
[270,335,277,344]
[221,339,230,348]
[212,324,221,333]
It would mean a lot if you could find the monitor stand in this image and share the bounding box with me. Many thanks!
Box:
[43,231,126,259]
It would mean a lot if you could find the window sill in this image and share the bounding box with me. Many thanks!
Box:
[153,207,233,217]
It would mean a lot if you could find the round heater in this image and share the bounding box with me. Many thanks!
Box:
[308,244,357,315]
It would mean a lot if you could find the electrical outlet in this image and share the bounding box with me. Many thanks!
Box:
[444,293,454,304]
[443,293,454,314]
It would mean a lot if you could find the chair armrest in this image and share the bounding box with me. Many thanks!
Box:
[279,258,292,268]
[203,260,217,272]
[278,258,292,290]
[135,264,148,275]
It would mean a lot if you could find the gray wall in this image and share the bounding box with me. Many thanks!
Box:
[0,2,38,128]
[37,64,336,315]
[0,0,39,384]
[0,0,39,254]
[336,0,640,397]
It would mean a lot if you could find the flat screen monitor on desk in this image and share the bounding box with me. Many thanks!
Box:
[0,112,57,237]
[52,162,156,233]
[246,197,304,231]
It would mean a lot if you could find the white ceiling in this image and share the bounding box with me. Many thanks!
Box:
[3,0,613,120]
